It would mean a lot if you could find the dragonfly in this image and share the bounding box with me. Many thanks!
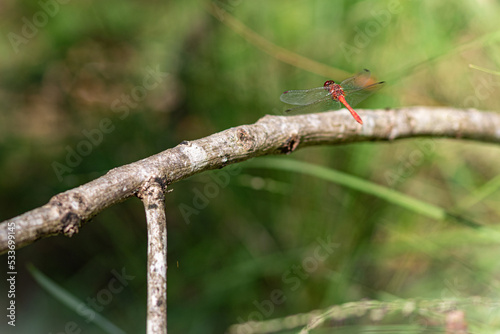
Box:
[280,69,385,125]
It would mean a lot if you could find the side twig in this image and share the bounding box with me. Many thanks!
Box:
[138,180,168,334]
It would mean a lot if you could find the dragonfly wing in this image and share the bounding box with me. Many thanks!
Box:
[342,81,385,107]
[285,97,342,115]
[339,69,372,91]
[280,87,330,106]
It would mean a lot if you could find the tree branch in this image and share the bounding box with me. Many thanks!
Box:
[1,106,500,254]
[138,180,168,334]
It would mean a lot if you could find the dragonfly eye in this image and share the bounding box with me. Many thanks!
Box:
[323,80,335,87]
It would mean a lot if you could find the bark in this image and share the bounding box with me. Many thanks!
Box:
[138,181,168,334]
[1,106,500,254]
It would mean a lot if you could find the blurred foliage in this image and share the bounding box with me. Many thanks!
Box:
[1,0,500,333]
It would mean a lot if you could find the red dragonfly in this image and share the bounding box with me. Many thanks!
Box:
[280,69,385,125]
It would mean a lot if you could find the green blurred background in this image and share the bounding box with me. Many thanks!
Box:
[1,0,500,333]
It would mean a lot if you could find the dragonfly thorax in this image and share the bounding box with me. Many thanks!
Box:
[324,80,345,100]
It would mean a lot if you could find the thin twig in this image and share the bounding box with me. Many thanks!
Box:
[230,297,487,334]
[1,106,500,254]
[138,180,168,334]
[205,2,350,79]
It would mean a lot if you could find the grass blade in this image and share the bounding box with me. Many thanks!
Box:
[245,158,479,226]
[27,264,126,334]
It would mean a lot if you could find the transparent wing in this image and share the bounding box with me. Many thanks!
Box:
[342,81,385,107]
[280,87,330,106]
[284,97,342,115]
[339,69,373,91]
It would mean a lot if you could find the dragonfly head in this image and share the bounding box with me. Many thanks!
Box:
[323,80,335,87]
